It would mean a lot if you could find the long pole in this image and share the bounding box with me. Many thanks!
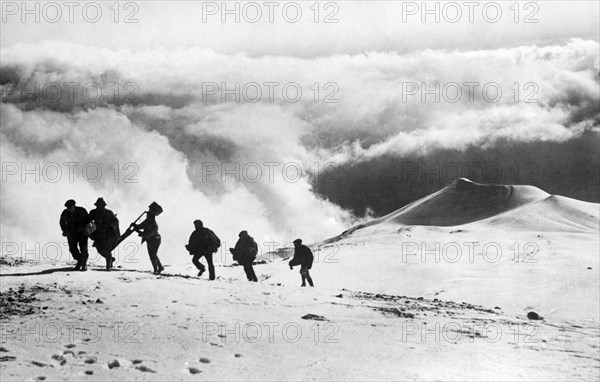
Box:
[113,210,147,248]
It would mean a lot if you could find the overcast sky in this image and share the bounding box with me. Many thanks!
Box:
[2,1,598,55]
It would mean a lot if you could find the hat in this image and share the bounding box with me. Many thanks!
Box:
[194,220,203,227]
[239,230,248,237]
[293,238,302,245]
[148,201,163,215]
[64,199,76,207]
[94,197,107,207]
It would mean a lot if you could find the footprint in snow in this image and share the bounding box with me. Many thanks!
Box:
[51,354,67,366]
[135,365,156,373]
[301,314,328,321]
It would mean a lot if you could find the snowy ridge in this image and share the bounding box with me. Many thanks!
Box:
[325,178,598,243]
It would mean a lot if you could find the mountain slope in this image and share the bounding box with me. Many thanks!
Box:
[327,178,598,242]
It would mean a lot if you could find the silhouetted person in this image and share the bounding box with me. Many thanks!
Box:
[88,198,120,270]
[59,199,89,271]
[186,220,220,280]
[132,202,164,275]
[232,230,258,282]
[289,239,314,287]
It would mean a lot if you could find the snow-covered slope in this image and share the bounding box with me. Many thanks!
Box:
[327,178,598,241]
[310,178,599,322]
[1,179,598,381]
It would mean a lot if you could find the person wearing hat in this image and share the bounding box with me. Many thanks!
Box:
[88,197,120,270]
[59,199,90,271]
[289,239,314,287]
[131,202,164,275]
[231,230,259,282]
[185,219,220,280]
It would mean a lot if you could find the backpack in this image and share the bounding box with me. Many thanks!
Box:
[248,239,258,260]
[241,237,258,263]
[205,228,221,253]
[231,238,257,265]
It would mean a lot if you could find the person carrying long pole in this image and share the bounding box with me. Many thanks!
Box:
[129,202,164,275]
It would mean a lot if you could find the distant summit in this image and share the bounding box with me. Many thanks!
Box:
[326,179,599,242]
[379,178,549,227]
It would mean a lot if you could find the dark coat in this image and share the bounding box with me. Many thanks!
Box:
[133,214,160,243]
[60,206,89,237]
[88,207,120,253]
[187,227,220,255]
[289,244,314,269]
[233,235,258,264]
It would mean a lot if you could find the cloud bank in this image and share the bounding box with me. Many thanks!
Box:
[1,39,598,262]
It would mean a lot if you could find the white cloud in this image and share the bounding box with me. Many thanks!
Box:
[1,38,598,261]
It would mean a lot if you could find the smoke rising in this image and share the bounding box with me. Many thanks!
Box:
[1,39,598,261]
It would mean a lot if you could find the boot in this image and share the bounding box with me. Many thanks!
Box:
[73,262,82,271]
[80,264,87,272]
[106,256,114,270]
